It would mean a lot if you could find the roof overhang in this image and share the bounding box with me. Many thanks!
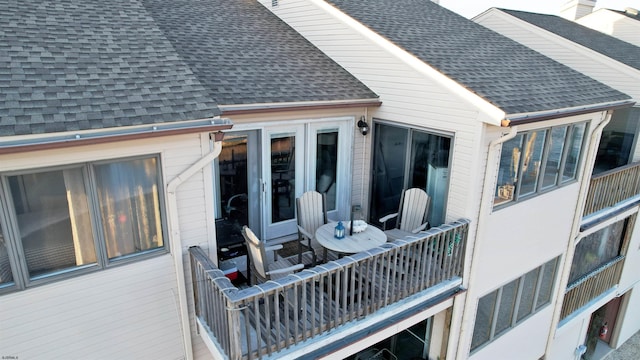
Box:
[502,99,636,126]
[218,98,382,116]
[0,117,233,155]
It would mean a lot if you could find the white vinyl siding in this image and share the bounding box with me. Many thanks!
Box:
[0,133,216,360]
[257,0,488,225]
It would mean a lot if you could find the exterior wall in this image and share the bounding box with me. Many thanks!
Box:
[0,133,215,360]
[224,106,368,219]
[577,9,640,47]
[256,0,490,231]
[474,9,640,101]
[470,307,554,360]
[461,113,607,359]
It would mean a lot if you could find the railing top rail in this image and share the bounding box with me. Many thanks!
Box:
[591,161,640,180]
[565,255,625,292]
[190,218,470,302]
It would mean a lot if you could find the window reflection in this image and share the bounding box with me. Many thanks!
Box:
[0,221,13,286]
[9,168,97,278]
[316,131,338,210]
[271,135,295,223]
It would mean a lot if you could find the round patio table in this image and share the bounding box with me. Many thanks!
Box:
[315,222,386,254]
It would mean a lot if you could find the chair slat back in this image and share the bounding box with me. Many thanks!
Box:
[398,188,430,232]
[296,191,327,246]
[242,226,268,280]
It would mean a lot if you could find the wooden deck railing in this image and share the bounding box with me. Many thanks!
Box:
[189,219,469,360]
[560,256,625,320]
[584,162,640,217]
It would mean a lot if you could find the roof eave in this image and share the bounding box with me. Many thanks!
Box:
[504,100,636,126]
[218,98,382,115]
[0,117,233,155]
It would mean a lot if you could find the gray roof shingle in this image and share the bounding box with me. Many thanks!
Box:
[142,0,378,106]
[325,0,630,115]
[0,0,222,137]
[503,9,640,71]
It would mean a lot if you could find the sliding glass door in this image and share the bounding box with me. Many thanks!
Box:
[370,122,452,228]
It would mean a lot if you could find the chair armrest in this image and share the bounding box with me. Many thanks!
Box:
[411,222,429,233]
[264,244,283,258]
[267,263,305,275]
[297,225,314,240]
[379,213,398,223]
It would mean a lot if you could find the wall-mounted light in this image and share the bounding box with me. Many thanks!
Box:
[357,116,369,136]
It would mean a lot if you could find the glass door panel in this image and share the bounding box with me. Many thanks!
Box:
[271,135,296,223]
[371,122,451,228]
[264,126,304,239]
[315,130,339,211]
[370,124,408,227]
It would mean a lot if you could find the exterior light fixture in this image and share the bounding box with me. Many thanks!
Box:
[357,116,369,136]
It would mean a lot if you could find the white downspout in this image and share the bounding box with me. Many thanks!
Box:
[544,110,612,357]
[167,133,224,360]
[455,123,517,359]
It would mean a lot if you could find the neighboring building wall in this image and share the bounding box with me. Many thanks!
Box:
[0,133,216,360]
[577,10,640,46]
[464,113,607,360]
[474,10,640,100]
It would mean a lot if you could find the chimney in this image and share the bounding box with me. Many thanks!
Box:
[625,7,639,16]
[560,0,596,20]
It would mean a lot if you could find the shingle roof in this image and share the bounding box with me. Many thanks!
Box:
[142,0,378,106]
[325,0,630,115]
[503,9,640,71]
[0,0,221,137]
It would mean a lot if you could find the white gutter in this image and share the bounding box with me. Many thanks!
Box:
[544,110,612,356]
[166,132,225,360]
[217,98,381,112]
[456,124,517,358]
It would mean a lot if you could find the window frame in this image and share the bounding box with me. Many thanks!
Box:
[0,154,169,294]
[494,122,588,209]
[470,257,560,353]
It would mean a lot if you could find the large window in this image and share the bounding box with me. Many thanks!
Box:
[0,155,166,293]
[371,122,451,228]
[569,218,628,284]
[471,257,559,352]
[495,123,587,207]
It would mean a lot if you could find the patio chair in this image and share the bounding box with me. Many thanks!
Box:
[242,226,304,285]
[296,190,336,266]
[379,188,430,241]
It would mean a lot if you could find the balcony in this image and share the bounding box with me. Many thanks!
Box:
[560,256,625,320]
[583,162,640,217]
[189,219,469,360]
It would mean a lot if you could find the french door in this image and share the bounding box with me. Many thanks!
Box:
[215,119,351,243]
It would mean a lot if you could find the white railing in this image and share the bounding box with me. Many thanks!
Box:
[190,219,469,360]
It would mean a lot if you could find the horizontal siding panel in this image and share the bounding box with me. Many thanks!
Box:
[0,256,184,360]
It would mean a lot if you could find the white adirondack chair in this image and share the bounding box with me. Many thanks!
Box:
[379,188,430,241]
[242,226,303,284]
[296,190,336,266]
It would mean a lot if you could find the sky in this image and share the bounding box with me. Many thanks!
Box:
[438,0,640,19]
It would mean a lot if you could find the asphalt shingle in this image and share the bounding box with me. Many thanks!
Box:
[0,0,220,137]
[142,0,378,106]
[325,0,629,115]
[503,9,640,71]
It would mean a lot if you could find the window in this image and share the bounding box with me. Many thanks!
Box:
[0,219,14,288]
[371,122,451,228]
[495,122,587,207]
[470,257,559,352]
[0,155,166,293]
[569,218,627,284]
